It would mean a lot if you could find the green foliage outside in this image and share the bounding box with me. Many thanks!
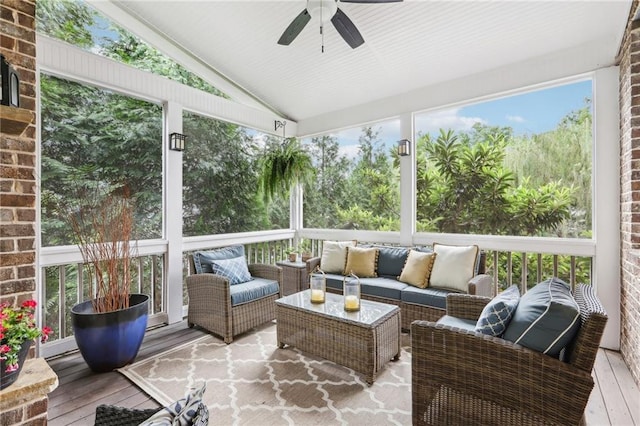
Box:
[303,128,401,230]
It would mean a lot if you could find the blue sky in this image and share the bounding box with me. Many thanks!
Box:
[328,79,592,158]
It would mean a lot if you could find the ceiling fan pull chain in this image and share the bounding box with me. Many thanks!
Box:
[321,1,325,53]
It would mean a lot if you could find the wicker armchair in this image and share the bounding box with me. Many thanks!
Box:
[186,256,282,343]
[411,283,608,426]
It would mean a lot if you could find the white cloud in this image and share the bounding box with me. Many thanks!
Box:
[507,115,525,123]
[415,108,485,134]
[339,144,361,159]
[252,133,267,148]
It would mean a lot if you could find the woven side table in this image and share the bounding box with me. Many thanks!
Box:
[276,260,308,296]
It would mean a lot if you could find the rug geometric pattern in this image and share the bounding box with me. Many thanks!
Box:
[118,322,412,425]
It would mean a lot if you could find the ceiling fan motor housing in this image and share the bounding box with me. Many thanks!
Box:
[307,0,338,25]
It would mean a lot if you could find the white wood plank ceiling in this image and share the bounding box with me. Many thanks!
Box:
[95,1,631,124]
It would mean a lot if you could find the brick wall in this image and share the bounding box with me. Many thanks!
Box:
[0,0,37,309]
[619,0,640,388]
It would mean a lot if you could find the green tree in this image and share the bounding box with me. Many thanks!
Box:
[36,0,95,47]
[303,135,351,228]
[504,101,592,237]
[40,75,163,245]
[417,129,574,236]
[341,127,400,230]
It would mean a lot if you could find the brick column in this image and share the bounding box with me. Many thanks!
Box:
[619,1,640,387]
[1,1,59,423]
[1,0,37,306]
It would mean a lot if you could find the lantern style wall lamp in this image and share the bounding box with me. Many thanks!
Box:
[397,139,411,157]
[169,132,186,151]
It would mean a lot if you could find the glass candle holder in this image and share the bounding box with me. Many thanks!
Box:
[310,268,326,304]
[344,273,361,312]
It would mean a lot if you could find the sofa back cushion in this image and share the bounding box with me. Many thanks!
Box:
[503,277,581,358]
[375,246,410,277]
[320,240,356,273]
[194,245,245,274]
[429,243,479,292]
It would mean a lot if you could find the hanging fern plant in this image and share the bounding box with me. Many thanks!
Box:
[258,137,315,203]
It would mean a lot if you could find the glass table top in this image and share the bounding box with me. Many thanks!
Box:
[276,289,399,326]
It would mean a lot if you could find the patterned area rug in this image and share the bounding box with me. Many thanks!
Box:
[118,322,412,425]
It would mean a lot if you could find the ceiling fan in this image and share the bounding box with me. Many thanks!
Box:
[277,0,402,50]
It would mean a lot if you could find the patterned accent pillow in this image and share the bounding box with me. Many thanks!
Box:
[398,250,436,289]
[140,383,206,426]
[211,256,252,285]
[475,285,520,336]
[343,246,379,277]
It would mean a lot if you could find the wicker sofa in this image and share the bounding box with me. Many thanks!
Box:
[411,282,607,425]
[305,243,493,330]
[186,246,282,343]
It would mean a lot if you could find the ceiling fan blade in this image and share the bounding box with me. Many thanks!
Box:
[278,9,311,45]
[331,8,364,49]
[339,0,402,3]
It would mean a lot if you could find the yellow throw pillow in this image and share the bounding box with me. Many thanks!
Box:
[320,240,357,273]
[343,246,379,278]
[398,250,436,288]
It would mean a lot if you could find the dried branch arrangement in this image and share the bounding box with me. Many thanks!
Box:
[69,187,137,313]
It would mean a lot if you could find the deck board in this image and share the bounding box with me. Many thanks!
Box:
[46,320,639,425]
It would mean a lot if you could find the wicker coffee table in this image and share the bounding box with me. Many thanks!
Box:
[275,290,401,384]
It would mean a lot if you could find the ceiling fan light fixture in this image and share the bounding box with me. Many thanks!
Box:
[307,0,338,25]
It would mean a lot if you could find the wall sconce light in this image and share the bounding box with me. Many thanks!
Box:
[397,139,411,157]
[169,132,186,151]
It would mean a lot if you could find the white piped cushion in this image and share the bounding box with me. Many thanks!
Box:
[429,243,479,292]
[320,240,356,274]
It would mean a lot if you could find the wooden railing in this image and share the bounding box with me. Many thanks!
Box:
[39,230,295,357]
[39,228,593,358]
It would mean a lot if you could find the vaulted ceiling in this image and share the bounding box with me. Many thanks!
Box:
[92,1,631,127]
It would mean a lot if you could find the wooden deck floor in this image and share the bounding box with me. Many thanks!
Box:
[47,320,640,426]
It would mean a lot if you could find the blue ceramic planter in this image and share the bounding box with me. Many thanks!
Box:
[71,294,149,373]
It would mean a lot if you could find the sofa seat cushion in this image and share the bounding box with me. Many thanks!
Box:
[436,315,477,331]
[360,277,408,300]
[401,286,453,310]
[503,277,581,358]
[229,278,279,306]
[324,274,346,291]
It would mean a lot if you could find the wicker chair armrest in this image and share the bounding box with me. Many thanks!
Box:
[445,293,492,319]
[186,273,232,310]
[306,256,321,275]
[467,273,493,297]
[411,320,594,425]
[248,264,282,284]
